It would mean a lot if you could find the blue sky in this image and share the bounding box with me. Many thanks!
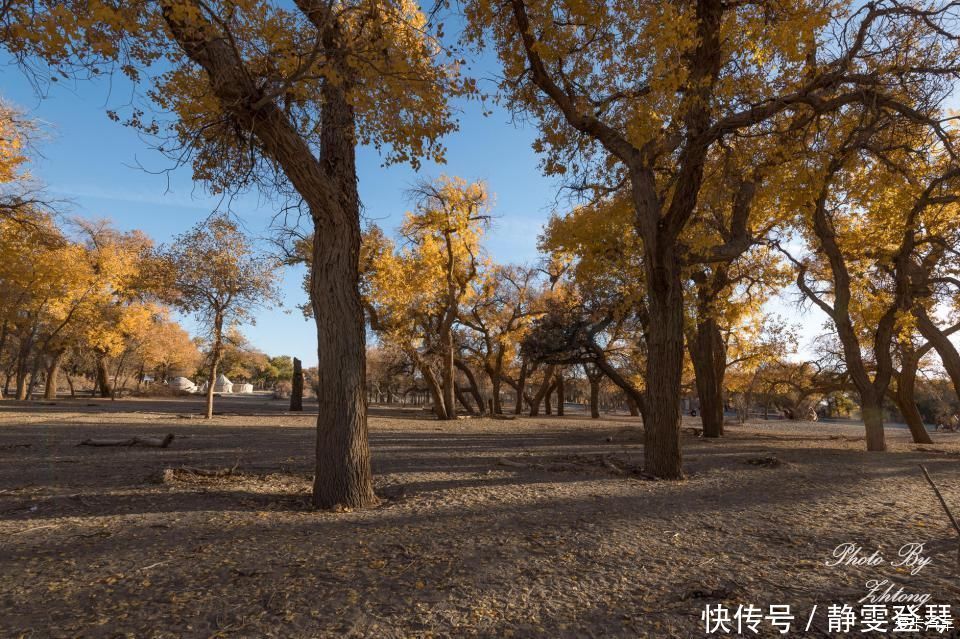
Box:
[0,45,830,367]
[0,49,568,366]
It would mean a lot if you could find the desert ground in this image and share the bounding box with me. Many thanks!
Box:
[2,397,960,638]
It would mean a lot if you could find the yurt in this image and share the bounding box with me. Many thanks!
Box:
[212,374,233,393]
[238,383,254,394]
[168,376,197,393]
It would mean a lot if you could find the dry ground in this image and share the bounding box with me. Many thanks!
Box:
[2,397,960,638]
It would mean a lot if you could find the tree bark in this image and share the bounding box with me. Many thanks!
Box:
[689,317,726,437]
[290,357,304,411]
[642,267,686,477]
[44,349,65,400]
[895,344,933,444]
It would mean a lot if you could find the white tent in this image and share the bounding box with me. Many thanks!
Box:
[238,383,254,394]
[213,374,233,393]
[168,376,197,393]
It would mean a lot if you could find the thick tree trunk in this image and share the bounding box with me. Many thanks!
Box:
[861,399,887,451]
[161,1,376,508]
[544,382,554,415]
[627,396,640,416]
[44,349,65,400]
[895,346,933,444]
[309,81,376,508]
[689,317,726,437]
[642,271,685,478]
[290,357,304,411]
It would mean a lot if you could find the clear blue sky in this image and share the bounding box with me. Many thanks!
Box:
[0,47,565,366]
[1,42,833,367]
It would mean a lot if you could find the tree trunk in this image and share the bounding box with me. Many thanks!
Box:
[439,325,456,421]
[290,357,304,411]
[895,345,933,444]
[689,317,726,437]
[44,349,65,400]
[454,384,474,415]
[95,357,112,399]
[205,354,219,420]
[915,308,960,401]
[544,382,554,415]
[489,371,503,415]
[556,372,565,416]
[515,361,528,415]
[861,398,887,451]
[589,377,600,419]
[528,364,556,417]
[306,79,377,508]
[455,359,485,416]
[161,1,376,509]
[627,396,640,416]
[642,269,685,478]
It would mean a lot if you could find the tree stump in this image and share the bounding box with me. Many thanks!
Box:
[290,357,304,411]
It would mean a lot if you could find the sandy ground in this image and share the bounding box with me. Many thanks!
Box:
[2,396,960,638]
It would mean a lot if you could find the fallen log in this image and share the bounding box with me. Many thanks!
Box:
[79,434,175,448]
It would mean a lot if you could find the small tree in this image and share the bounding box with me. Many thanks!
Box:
[161,215,278,419]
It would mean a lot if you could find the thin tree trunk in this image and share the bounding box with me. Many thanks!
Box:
[44,349,65,400]
[689,317,726,437]
[515,361,528,415]
[439,325,456,421]
[556,372,565,416]
[290,357,304,411]
[205,354,219,419]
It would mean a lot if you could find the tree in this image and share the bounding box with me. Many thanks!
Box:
[466,0,960,476]
[160,215,278,419]
[363,176,491,420]
[1,0,466,508]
